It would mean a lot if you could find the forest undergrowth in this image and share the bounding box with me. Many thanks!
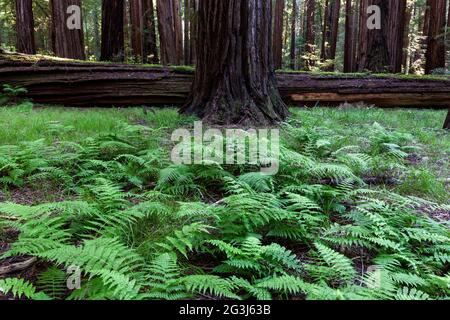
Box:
[0,104,449,300]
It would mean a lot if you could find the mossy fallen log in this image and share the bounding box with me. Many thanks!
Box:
[1,52,449,108]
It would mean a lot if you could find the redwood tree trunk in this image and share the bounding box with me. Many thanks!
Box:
[273,0,285,70]
[304,0,316,69]
[129,0,144,62]
[387,0,406,73]
[156,0,183,65]
[425,0,446,74]
[320,0,341,70]
[181,0,289,126]
[143,0,159,63]
[357,0,405,73]
[101,0,125,62]
[15,0,36,54]
[184,0,191,65]
[290,0,297,70]
[343,0,354,72]
[50,0,85,60]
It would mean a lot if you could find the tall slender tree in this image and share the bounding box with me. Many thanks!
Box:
[15,0,36,54]
[425,0,446,73]
[101,0,125,62]
[129,0,144,62]
[273,0,285,70]
[156,0,183,65]
[50,0,85,60]
[290,0,297,69]
[343,0,354,72]
[184,0,191,65]
[320,0,341,70]
[143,0,159,63]
[181,0,289,126]
[304,0,316,69]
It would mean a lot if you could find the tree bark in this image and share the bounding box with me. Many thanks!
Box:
[15,0,36,54]
[358,0,405,73]
[304,0,316,69]
[290,0,298,70]
[100,0,125,62]
[129,0,144,62]
[425,0,446,74]
[343,0,354,72]
[156,0,183,65]
[321,0,340,70]
[181,0,289,126]
[142,0,159,64]
[50,0,85,60]
[184,0,191,65]
[387,0,406,73]
[273,0,285,70]
[189,0,198,65]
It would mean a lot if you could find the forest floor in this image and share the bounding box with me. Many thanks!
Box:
[0,103,449,300]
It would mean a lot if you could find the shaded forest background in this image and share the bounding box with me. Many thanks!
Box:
[1,0,450,75]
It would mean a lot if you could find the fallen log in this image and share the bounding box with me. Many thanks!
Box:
[1,52,449,108]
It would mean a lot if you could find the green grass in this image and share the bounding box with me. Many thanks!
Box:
[0,104,189,145]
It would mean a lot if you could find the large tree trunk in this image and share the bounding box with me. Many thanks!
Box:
[343,0,354,72]
[321,0,341,70]
[358,0,405,73]
[129,0,144,62]
[100,0,125,62]
[273,0,285,70]
[156,0,183,65]
[15,0,36,54]
[50,0,85,60]
[425,0,446,74]
[387,0,406,73]
[304,0,316,69]
[181,0,289,126]
[142,0,159,64]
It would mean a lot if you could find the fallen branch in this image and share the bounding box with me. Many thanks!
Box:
[0,257,37,276]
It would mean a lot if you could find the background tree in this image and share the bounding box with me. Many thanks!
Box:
[290,0,297,69]
[100,0,124,62]
[273,0,285,70]
[143,0,158,64]
[156,0,182,65]
[304,0,316,69]
[181,0,289,126]
[15,0,36,54]
[343,0,354,72]
[129,0,144,62]
[425,0,446,74]
[50,0,85,60]
[320,0,341,71]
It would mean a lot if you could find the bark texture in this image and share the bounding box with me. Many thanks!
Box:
[129,0,144,61]
[50,0,85,60]
[343,0,354,72]
[304,0,316,69]
[156,0,183,65]
[273,0,285,70]
[143,0,159,63]
[321,0,341,70]
[181,0,289,126]
[425,0,446,74]
[15,0,36,54]
[357,0,406,73]
[100,0,124,62]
